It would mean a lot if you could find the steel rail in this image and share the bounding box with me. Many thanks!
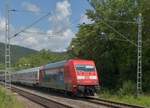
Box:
[0,82,73,108]
[86,97,145,108]
[0,82,145,108]
[12,87,73,108]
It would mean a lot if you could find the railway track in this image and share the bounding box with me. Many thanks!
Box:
[11,85,145,108]
[0,82,145,108]
[0,82,73,108]
[0,82,106,108]
[15,85,145,108]
[85,97,145,108]
[12,85,73,108]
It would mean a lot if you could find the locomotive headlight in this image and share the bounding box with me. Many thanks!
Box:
[77,76,85,80]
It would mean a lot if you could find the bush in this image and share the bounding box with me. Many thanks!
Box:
[0,87,24,108]
[118,80,136,96]
[98,88,114,98]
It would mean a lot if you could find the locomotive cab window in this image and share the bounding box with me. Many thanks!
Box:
[76,65,95,72]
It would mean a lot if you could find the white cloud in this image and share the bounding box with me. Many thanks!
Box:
[25,37,37,44]
[11,28,45,50]
[46,0,75,51]
[10,27,74,52]
[46,28,74,52]
[22,2,41,13]
[0,17,5,31]
[0,17,6,42]
[0,0,74,52]
[80,14,94,24]
[49,0,71,21]
[0,17,16,43]
[56,0,71,19]
[49,0,71,33]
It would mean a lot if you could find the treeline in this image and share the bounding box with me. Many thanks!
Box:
[69,0,150,92]
[14,49,69,70]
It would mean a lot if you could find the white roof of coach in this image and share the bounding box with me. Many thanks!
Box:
[15,67,40,74]
[44,60,67,70]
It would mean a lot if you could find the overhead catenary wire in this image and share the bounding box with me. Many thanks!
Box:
[22,31,61,37]
[9,9,48,14]
[104,19,137,24]
[101,20,137,47]
[86,0,137,46]
[9,9,77,38]
[10,11,51,39]
[70,13,137,45]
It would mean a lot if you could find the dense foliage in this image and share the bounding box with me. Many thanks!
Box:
[0,64,4,70]
[69,0,150,92]
[15,49,68,70]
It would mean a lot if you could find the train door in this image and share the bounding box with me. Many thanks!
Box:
[39,69,45,84]
[64,64,72,91]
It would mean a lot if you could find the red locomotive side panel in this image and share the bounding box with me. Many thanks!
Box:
[67,60,78,93]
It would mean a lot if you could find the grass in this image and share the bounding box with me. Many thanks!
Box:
[0,86,24,108]
[98,90,150,108]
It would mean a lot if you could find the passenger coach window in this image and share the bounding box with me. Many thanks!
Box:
[76,65,95,72]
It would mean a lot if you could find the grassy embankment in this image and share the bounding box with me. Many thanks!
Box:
[0,86,24,108]
[98,90,150,108]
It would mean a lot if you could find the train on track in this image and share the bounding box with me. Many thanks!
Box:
[0,59,100,96]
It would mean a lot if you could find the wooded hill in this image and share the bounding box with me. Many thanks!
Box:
[0,42,38,66]
[0,42,69,70]
[14,49,68,70]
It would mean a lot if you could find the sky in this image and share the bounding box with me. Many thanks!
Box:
[0,0,93,52]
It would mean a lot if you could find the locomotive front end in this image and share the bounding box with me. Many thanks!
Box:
[73,60,99,96]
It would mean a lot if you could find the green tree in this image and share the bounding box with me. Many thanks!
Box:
[0,64,4,70]
[70,0,150,92]
[15,49,69,70]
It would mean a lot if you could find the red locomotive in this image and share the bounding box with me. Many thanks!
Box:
[10,59,100,96]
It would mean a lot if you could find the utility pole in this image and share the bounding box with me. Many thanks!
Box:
[5,0,11,89]
[137,13,142,96]
[3,2,51,89]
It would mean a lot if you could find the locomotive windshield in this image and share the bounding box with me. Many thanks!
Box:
[76,65,95,72]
